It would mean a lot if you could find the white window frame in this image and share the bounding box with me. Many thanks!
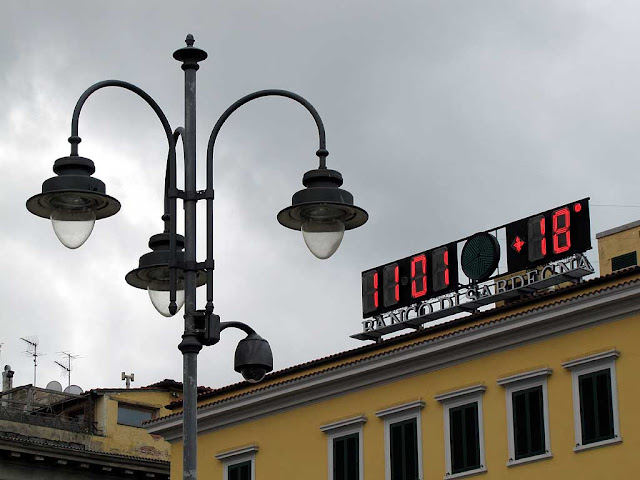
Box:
[497,368,552,466]
[435,385,486,480]
[320,416,366,480]
[375,400,424,480]
[562,349,622,452]
[215,445,258,480]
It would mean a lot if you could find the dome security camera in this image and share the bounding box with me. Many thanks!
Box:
[234,333,273,384]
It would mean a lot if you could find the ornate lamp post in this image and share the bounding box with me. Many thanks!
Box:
[26,35,368,479]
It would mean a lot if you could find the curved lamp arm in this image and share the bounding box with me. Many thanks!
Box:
[69,79,176,156]
[219,321,258,336]
[68,79,185,314]
[203,89,329,312]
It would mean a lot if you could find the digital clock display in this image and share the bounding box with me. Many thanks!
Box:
[361,198,592,319]
[362,243,458,317]
[506,199,591,272]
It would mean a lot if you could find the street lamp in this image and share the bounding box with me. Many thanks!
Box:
[25,35,368,480]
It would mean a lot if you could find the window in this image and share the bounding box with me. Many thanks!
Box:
[497,368,552,466]
[227,461,251,480]
[563,349,621,452]
[375,400,424,480]
[216,445,258,480]
[435,385,486,479]
[320,415,365,480]
[449,402,480,474]
[389,418,418,480]
[117,403,155,427]
[512,387,545,458]
[579,369,614,443]
[611,251,637,272]
[333,433,359,480]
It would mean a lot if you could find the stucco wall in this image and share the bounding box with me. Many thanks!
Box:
[97,390,174,460]
[170,311,640,479]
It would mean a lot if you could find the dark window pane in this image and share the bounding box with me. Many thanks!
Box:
[346,435,359,480]
[228,461,251,480]
[513,391,528,457]
[579,374,597,442]
[333,433,359,480]
[579,369,615,444]
[528,388,545,455]
[404,419,418,480]
[390,418,418,480]
[464,405,480,469]
[117,405,154,427]
[596,371,614,439]
[334,437,345,480]
[450,403,480,474]
[390,423,403,480]
[450,407,465,473]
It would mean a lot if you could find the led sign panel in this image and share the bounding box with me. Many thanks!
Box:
[362,243,458,317]
[361,198,591,319]
[506,199,591,272]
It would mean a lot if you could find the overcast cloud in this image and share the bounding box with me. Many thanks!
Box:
[2,0,640,391]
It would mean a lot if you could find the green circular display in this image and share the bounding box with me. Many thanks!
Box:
[461,232,500,282]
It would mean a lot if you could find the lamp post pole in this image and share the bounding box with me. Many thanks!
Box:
[174,36,204,478]
[26,35,368,480]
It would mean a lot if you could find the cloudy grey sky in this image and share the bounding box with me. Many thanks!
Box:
[2,0,640,391]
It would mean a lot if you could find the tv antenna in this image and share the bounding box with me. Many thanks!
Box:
[55,352,80,388]
[20,337,43,386]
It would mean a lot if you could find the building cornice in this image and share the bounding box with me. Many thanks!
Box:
[561,348,620,369]
[375,400,425,419]
[319,415,367,432]
[434,384,486,403]
[496,367,552,386]
[215,445,259,460]
[146,279,640,442]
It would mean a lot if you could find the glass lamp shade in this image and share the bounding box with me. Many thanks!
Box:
[301,216,345,259]
[50,206,96,249]
[147,280,185,317]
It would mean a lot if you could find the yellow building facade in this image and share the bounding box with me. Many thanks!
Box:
[148,228,640,479]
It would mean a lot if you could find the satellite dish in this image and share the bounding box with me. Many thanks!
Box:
[63,385,83,395]
[46,381,63,392]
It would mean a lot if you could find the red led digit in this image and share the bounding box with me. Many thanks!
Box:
[553,207,571,254]
[361,271,379,315]
[394,266,400,301]
[374,272,379,308]
[444,250,450,285]
[383,263,400,307]
[432,246,450,292]
[410,254,427,298]
[540,217,547,256]
[527,215,546,262]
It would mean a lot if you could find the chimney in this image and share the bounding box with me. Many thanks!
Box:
[2,365,14,392]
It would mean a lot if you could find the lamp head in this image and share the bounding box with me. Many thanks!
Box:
[277,168,368,259]
[234,332,273,383]
[125,233,207,317]
[26,155,120,248]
